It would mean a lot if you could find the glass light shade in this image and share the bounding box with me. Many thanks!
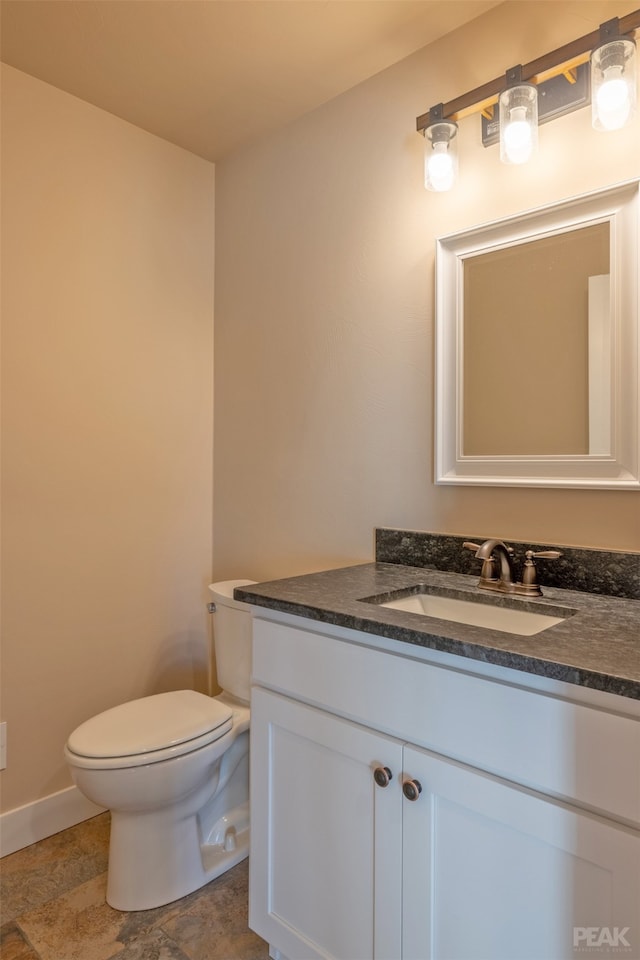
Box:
[499,83,538,164]
[424,121,458,192]
[591,38,637,131]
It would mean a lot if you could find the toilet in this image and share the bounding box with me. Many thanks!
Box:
[64,579,256,911]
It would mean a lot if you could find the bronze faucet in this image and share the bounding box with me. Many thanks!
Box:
[463,539,562,597]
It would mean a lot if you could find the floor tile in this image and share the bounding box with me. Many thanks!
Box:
[0,813,110,924]
[0,921,41,960]
[17,873,162,960]
[106,928,192,960]
[161,861,269,960]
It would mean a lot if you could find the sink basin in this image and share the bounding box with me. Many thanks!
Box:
[371,588,572,637]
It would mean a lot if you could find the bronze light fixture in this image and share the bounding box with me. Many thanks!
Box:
[418,11,640,191]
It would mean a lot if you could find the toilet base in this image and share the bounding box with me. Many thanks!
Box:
[106,799,250,911]
[104,730,251,911]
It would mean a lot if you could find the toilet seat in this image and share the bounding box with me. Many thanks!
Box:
[65,690,233,770]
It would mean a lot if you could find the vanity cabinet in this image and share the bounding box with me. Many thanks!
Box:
[401,746,638,960]
[250,688,403,960]
[249,616,640,960]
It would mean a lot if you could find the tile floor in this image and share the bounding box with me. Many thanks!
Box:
[0,813,270,960]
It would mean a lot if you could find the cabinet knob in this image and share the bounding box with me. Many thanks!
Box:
[402,779,422,801]
[373,766,393,787]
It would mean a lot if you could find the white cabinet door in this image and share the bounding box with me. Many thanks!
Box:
[250,687,404,960]
[402,744,640,960]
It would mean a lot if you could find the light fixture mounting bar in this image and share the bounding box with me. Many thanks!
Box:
[416,8,640,132]
[481,63,590,146]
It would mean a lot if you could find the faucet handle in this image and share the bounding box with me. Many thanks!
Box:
[463,541,498,582]
[521,549,562,593]
[463,540,514,555]
[462,541,482,551]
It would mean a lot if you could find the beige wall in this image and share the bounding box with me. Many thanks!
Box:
[1,66,215,813]
[213,0,640,582]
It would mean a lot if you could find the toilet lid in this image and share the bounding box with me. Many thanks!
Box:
[67,690,233,759]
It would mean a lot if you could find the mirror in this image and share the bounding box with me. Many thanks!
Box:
[435,180,639,488]
[463,222,610,457]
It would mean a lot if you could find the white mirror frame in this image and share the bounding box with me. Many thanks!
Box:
[435,179,639,489]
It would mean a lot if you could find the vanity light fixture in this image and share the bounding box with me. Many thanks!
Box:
[423,104,458,192]
[499,67,538,165]
[417,9,640,190]
[591,19,637,131]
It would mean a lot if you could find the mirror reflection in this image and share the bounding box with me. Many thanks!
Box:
[462,223,610,457]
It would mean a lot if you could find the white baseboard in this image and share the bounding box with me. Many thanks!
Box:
[0,786,105,858]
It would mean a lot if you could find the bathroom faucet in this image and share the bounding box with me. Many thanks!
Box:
[475,539,515,584]
[463,539,562,597]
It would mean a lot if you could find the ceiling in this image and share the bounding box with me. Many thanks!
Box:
[0,0,502,161]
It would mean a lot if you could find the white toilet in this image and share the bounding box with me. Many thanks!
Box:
[64,579,256,911]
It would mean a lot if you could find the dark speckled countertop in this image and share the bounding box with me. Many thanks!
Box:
[236,560,640,700]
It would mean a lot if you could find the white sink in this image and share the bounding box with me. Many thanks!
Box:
[379,593,567,636]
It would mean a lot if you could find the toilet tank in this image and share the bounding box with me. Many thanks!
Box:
[209,580,256,704]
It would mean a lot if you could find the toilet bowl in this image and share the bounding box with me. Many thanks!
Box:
[64,579,256,911]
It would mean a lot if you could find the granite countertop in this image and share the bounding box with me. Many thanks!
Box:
[235,562,640,700]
